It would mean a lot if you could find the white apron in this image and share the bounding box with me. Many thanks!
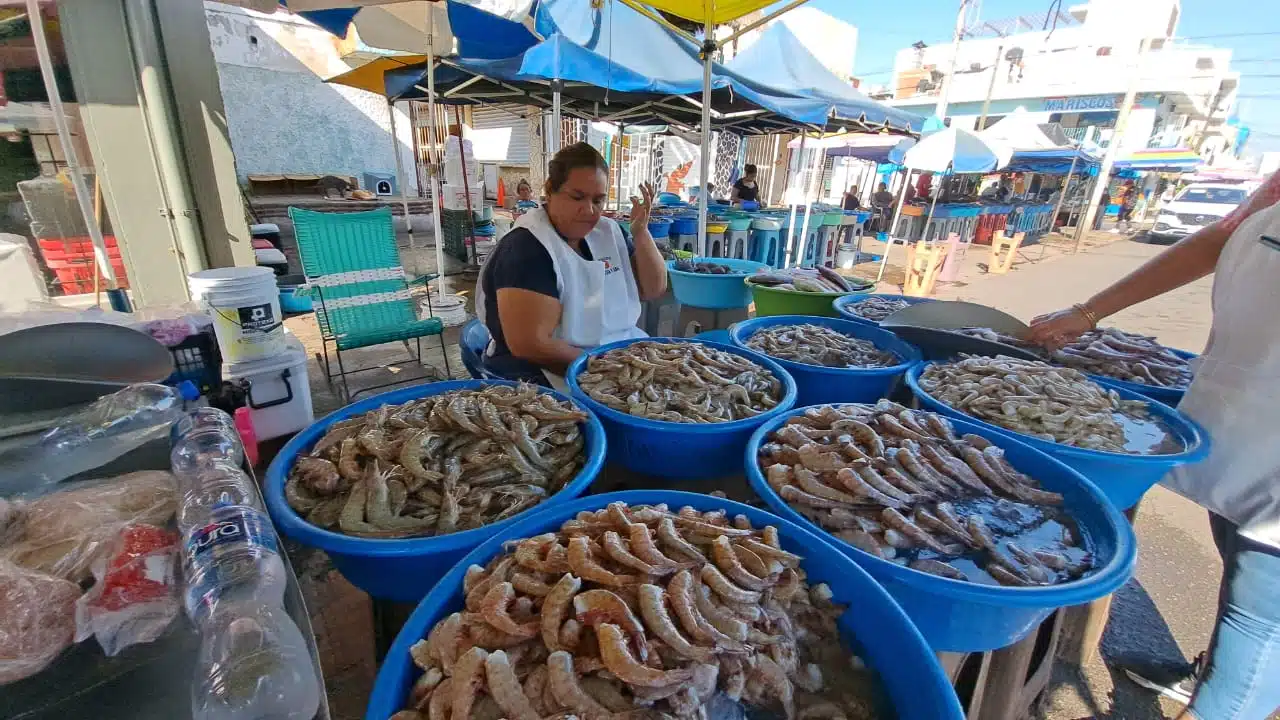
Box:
[1162,202,1280,550]
[476,208,645,390]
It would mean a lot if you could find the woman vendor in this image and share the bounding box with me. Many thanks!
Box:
[476,143,668,388]
[1028,172,1280,719]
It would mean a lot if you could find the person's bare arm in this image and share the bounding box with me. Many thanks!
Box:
[627,182,668,301]
[496,288,582,375]
[1027,222,1229,347]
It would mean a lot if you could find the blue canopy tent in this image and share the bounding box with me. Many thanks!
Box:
[725,22,922,134]
[1004,147,1100,174]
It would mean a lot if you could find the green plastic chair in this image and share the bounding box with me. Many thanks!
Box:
[288,206,451,399]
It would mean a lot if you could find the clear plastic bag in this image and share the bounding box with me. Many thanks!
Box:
[0,559,81,685]
[75,524,179,657]
[0,471,177,583]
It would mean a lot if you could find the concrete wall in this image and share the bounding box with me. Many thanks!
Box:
[204,2,416,193]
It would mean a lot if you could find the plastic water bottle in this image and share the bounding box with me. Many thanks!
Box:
[0,381,199,495]
[173,416,321,720]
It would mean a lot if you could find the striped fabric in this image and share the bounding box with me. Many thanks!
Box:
[288,206,443,349]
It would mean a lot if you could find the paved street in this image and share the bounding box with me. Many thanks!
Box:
[924,233,1224,720]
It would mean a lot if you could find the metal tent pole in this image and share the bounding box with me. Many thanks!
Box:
[696,18,714,257]
[389,101,414,249]
[876,168,913,283]
[550,80,563,156]
[1042,150,1081,260]
[784,133,806,267]
[27,0,127,309]
[426,7,449,297]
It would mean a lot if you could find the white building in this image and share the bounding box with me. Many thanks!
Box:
[885,0,1240,160]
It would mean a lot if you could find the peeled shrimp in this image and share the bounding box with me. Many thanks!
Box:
[573,588,650,662]
[479,582,539,639]
[710,536,773,591]
[657,517,707,563]
[627,523,690,571]
[546,651,612,720]
[568,535,639,587]
[484,650,539,720]
[602,530,662,574]
[449,647,488,720]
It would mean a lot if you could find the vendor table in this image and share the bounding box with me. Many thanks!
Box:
[0,438,331,720]
[974,204,1012,245]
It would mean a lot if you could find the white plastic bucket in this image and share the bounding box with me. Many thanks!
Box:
[188,266,287,363]
[223,336,313,440]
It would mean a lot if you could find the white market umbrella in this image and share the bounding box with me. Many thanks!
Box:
[877,126,1003,282]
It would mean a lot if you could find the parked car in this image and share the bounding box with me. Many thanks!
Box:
[1151,183,1248,241]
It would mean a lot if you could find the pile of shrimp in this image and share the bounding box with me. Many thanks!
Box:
[759,401,1092,587]
[284,384,588,538]
[390,502,881,720]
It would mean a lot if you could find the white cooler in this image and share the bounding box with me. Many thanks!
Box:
[222,336,314,440]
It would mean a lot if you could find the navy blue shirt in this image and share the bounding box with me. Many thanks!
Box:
[481,225,634,380]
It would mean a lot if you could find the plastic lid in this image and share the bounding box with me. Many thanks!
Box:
[177,380,201,401]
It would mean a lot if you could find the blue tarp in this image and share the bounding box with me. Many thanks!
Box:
[724,23,922,133]
[383,0,833,130]
[295,1,539,60]
[1004,147,1101,174]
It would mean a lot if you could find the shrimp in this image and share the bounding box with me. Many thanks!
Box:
[919,443,992,495]
[568,535,639,587]
[337,437,363,480]
[909,558,968,581]
[427,677,453,720]
[466,557,515,612]
[735,536,801,567]
[711,536,773,591]
[399,429,445,487]
[480,582,539,639]
[573,589,650,662]
[602,530,662,574]
[657,517,707,563]
[746,654,795,720]
[913,506,978,548]
[796,443,847,473]
[700,563,763,604]
[515,536,571,574]
[668,569,747,651]
[450,647,488,720]
[484,650,539,720]
[310,421,361,458]
[833,468,901,507]
[793,466,859,505]
[855,465,914,503]
[1006,542,1055,584]
[720,656,747,700]
[522,665,550,716]
[546,651,612,720]
[558,618,582,651]
[636,584,716,662]
[627,523,690,571]
[881,507,953,555]
[732,542,780,577]
[511,572,554,597]
[694,580,750,641]
[672,513,751,538]
[540,573,581,651]
[780,484,860,510]
[596,623,693,688]
[425,612,463,672]
[409,639,436,671]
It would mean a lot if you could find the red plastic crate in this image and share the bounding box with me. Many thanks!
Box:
[45,257,130,295]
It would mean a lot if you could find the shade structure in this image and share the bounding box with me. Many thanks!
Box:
[786,133,916,164]
[902,126,1003,173]
[1113,147,1203,172]
[1004,147,1100,175]
[624,0,778,23]
[325,54,431,95]
[978,107,1062,152]
[294,0,537,58]
[725,22,922,134]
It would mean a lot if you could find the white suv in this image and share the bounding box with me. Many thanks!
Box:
[1152,183,1248,241]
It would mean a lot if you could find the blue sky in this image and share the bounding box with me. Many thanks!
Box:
[784,0,1280,157]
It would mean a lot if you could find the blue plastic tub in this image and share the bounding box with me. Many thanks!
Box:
[667,256,769,310]
[692,328,731,343]
[262,380,606,602]
[746,407,1137,652]
[728,315,921,407]
[566,337,797,478]
[833,293,936,327]
[904,363,1210,511]
[656,191,683,205]
[278,285,313,313]
[1087,348,1196,408]
[647,217,673,239]
[672,215,699,235]
[364,490,965,720]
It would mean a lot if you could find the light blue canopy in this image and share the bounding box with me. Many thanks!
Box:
[726,22,923,134]
[297,1,539,59]
[448,0,834,129]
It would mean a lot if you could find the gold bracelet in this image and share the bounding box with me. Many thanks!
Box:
[1073,302,1098,328]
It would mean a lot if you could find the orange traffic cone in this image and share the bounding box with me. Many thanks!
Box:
[497,178,507,208]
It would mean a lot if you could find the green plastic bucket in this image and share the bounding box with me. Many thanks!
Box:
[749,282,850,317]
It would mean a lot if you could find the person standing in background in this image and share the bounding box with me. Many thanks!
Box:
[1094,187,1112,231]
[1028,172,1280,720]
[730,164,760,205]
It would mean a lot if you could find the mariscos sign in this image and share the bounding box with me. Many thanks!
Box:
[1042,95,1120,112]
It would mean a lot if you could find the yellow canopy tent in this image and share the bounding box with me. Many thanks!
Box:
[622,0,779,24]
[324,54,429,95]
